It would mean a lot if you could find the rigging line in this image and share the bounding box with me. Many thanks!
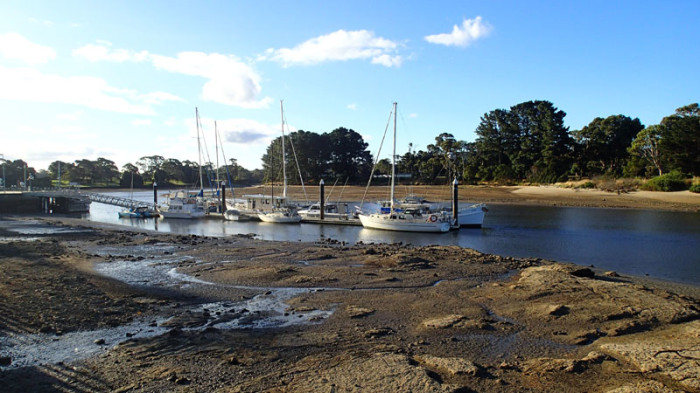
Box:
[283,110,309,204]
[335,177,349,205]
[359,103,394,209]
[325,177,340,202]
[215,122,234,197]
[201,121,216,190]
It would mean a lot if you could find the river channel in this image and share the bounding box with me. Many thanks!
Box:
[84,191,700,286]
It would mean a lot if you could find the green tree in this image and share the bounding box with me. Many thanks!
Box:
[119,164,144,188]
[510,100,572,183]
[136,155,165,183]
[468,101,572,183]
[161,159,185,185]
[94,157,120,185]
[627,125,665,176]
[660,103,700,175]
[573,115,644,176]
[48,161,73,186]
[327,127,372,183]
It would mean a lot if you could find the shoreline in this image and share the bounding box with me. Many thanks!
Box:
[87,184,700,212]
[1,216,699,392]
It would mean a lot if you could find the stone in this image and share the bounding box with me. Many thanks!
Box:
[417,355,483,377]
[346,305,374,318]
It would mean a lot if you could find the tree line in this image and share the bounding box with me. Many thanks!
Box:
[2,100,697,190]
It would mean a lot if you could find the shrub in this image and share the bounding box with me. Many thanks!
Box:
[690,183,700,193]
[641,171,688,192]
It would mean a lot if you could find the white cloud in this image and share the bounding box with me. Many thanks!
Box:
[56,110,84,121]
[263,29,403,67]
[73,43,149,62]
[424,17,493,47]
[151,51,272,108]
[74,41,271,109]
[347,103,357,110]
[131,119,152,126]
[0,32,56,64]
[216,118,279,144]
[0,65,155,115]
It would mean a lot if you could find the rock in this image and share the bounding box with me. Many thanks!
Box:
[364,327,394,338]
[548,304,570,316]
[600,320,700,391]
[581,351,609,363]
[417,355,483,376]
[524,358,586,374]
[604,271,620,278]
[94,338,106,345]
[422,314,466,329]
[605,380,681,393]
[570,267,595,278]
[281,352,456,392]
[346,305,374,318]
[0,356,11,366]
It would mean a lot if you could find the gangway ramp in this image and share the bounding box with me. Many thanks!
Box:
[85,193,157,209]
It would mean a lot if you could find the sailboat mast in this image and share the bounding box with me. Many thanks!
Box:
[280,100,287,199]
[390,102,397,212]
[215,121,220,188]
[196,107,204,193]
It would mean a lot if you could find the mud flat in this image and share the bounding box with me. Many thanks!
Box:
[0,216,698,392]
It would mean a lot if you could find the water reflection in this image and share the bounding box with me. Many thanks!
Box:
[84,191,700,286]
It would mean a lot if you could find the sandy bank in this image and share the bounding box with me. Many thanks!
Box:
[232,184,700,212]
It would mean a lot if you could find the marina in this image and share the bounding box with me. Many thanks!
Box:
[81,190,700,286]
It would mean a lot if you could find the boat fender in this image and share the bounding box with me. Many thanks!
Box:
[429,214,438,222]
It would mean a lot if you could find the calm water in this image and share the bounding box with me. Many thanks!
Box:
[84,191,700,286]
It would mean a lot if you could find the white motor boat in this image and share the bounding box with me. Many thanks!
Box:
[159,192,206,219]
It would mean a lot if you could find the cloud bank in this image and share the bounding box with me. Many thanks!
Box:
[263,29,403,67]
[74,42,272,109]
[424,17,492,47]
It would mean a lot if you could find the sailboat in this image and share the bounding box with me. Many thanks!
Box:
[257,101,301,224]
[358,102,451,233]
[159,108,207,219]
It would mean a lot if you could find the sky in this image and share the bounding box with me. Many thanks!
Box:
[1,1,698,173]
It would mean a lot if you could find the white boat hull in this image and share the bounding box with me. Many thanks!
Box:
[456,203,487,227]
[258,211,302,223]
[160,210,206,219]
[223,209,251,221]
[358,213,450,233]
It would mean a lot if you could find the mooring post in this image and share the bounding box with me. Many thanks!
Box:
[221,183,226,213]
[320,179,325,220]
[452,178,459,228]
[153,182,158,208]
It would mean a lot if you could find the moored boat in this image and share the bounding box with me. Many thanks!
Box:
[118,205,159,218]
[358,103,451,233]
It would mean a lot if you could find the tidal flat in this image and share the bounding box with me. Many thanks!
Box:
[0,216,698,392]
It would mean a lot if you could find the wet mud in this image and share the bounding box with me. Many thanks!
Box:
[0,216,699,392]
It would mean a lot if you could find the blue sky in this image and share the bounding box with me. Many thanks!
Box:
[1,1,698,172]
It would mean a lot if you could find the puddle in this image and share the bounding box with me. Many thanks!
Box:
[0,318,168,369]
[0,244,336,370]
[0,220,92,236]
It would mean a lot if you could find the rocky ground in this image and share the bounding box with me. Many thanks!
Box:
[0,216,699,392]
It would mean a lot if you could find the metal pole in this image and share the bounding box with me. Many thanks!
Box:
[320,179,325,220]
[452,178,459,228]
[221,183,226,213]
[153,182,158,207]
